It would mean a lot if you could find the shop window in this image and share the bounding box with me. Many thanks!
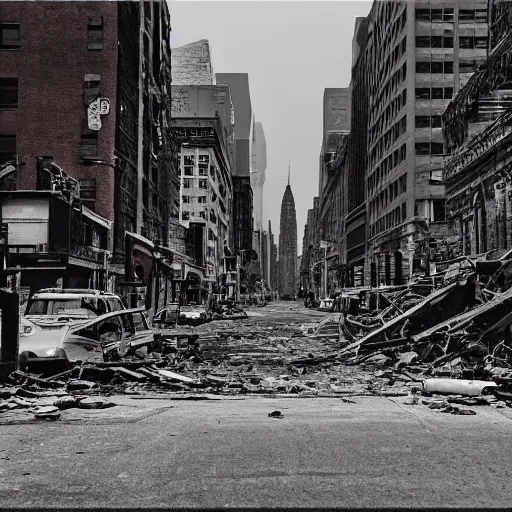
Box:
[0,23,20,49]
[0,77,18,110]
[87,17,103,50]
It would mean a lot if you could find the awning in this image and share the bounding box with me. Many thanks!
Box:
[82,206,111,230]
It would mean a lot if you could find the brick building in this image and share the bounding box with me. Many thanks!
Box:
[0,1,178,307]
[442,0,512,259]
[364,0,489,285]
[171,39,215,86]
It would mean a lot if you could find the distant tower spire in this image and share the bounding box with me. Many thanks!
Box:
[288,162,291,186]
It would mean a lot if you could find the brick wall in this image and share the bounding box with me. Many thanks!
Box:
[0,1,118,221]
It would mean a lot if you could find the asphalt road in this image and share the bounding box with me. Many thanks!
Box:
[1,395,511,508]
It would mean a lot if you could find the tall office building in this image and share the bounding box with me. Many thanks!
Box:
[365,0,488,285]
[278,173,297,298]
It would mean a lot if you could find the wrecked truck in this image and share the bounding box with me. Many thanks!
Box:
[18,308,159,372]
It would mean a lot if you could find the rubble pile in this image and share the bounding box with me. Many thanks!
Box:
[338,255,512,409]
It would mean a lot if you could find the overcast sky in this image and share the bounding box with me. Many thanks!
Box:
[169,0,373,254]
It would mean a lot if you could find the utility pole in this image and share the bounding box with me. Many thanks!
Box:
[324,245,328,299]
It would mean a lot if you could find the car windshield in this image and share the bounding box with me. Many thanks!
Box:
[26,299,98,317]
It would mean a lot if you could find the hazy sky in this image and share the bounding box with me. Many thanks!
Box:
[169,0,373,254]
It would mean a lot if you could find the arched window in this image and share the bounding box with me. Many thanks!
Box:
[473,191,487,254]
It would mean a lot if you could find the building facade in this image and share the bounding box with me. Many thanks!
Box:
[0,0,177,307]
[171,84,235,300]
[364,0,489,285]
[344,17,369,287]
[216,73,254,254]
[278,181,297,298]
[171,39,215,86]
[443,0,512,259]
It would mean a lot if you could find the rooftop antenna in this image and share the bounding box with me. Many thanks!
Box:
[288,162,291,186]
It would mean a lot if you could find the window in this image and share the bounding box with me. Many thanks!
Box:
[198,154,209,176]
[199,179,207,189]
[433,199,446,222]
[198,196,206,204]
[475,10,488,23]
[0,135,16,165]
[415,143,430,155]
[402,202,407,221]
[443,8,454,21]
[87,17,103,50]
[443,37,453,48]
[416,9,431,20]
[444,61,454,74]
[0,78,18,109]
[460,37,474,49]
[183,155,194,176]
[182,195,190,204]
[182,211,190,220]
[444,87,453,99]
[431,115,442,128]
[475,37,488,49]
[415,116,431,128]
[431,9,443,21]
[416,62,430,73]
[431,36,443,48]
[415,88,431,99]
[460,60,477,73]
[431,143,444,155]
[431,62,444,73]
[79,179,97,211]
[432,87,444,99]
[430,169,444,182]
[416,36,431,48]
[459,10,475,21]
[0,23,20,50]
[182,178,191,189]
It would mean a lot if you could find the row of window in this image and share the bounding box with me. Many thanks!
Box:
[415,8,488,23]
[370,115,407,167]
[182,195,207,204]
[369,144,407,191]
[416,61,454,74]
[182,178,207,189]
[415,36,488,49]
[372,62,407,122]
[415,142,444,156]
[369,174,408,218]
[415,87,454,100]
[370,203,408,238]
[369,89,407,146]
[0,21,104,51]
[375,36,407,97]
[415,115,442,128]
[369,6,407,96]
[181,208,218,224]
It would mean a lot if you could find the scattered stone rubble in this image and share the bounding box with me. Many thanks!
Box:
[2,270,512,421]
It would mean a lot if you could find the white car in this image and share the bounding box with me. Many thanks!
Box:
[20,288,126,345]
[19,308,156,368]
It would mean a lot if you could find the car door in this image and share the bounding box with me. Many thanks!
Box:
[61,321,104,363]
[116,311,154,357]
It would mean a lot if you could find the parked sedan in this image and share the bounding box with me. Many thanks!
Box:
[18,308,157,369]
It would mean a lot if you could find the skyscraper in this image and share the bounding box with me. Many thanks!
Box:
[278,167,297,298]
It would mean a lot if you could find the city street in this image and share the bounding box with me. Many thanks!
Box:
[1,394,511,508]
